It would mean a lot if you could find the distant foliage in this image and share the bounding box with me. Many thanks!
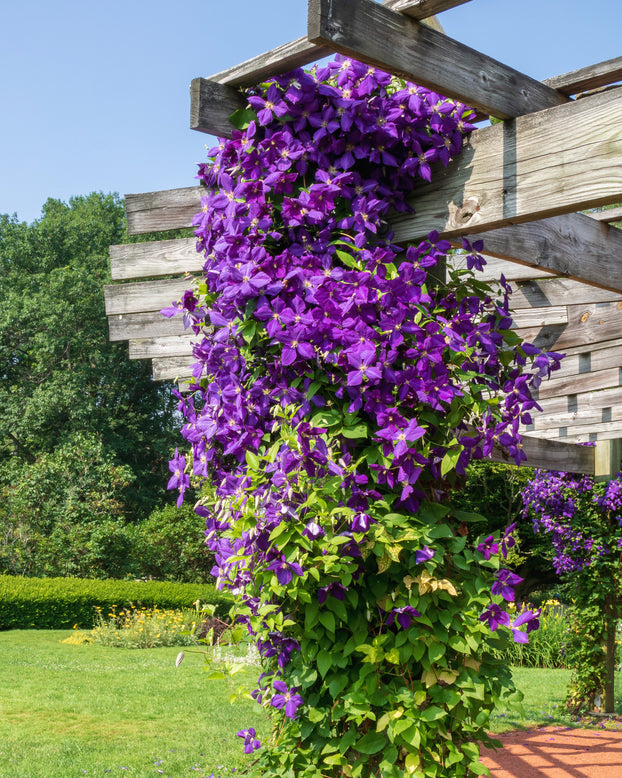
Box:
[0,574,231,630]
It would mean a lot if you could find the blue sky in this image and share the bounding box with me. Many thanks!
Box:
[1,0,620,223]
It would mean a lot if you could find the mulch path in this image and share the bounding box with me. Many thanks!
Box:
[480,724,622,777]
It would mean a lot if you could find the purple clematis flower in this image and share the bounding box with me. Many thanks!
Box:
[386,605,421,629]
[415,545,435,564]
[271,680,304,719]
[491,569,523,602]
[236,727,261,754]
[267,558,303,586]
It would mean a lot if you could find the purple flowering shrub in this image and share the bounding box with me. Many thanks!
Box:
[522,469,622,713]
[167,58,561,777]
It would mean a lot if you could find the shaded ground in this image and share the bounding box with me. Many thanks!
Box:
[481,724,622,777]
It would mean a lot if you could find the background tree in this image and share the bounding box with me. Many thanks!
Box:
[0,192,179,518]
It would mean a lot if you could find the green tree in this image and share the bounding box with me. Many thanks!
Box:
[0,193,179,520]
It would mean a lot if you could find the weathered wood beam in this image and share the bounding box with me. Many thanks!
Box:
[128,335,195,360]
[308,0,567,119]
[152,356,195,382]
[125,187,203,235]
[448,254,556,282]
[536,386,622,417]
[381,0,472,17]
[515,302,622,353]
[104,277,195,317]
[390,88,622,245]
[509,278,622,309]
[511,307,567,329]
[110,237,202,281]
[190,78,246,137]
[589,206,622,223]
[468,213,622,294]
[487,436,594,474]
[208,1,466,87]
[538,367,622,401]
[525,402,622,433]
[543,56,622,97]
[548,345,622,382]
[108,312,187,341]
[524,424,622,446]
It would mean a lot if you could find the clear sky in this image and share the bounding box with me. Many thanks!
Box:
[1,0,620,223]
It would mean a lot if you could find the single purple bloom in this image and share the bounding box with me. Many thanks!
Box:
[479,603,511,632]
[386,606,421,629]
[236,728,261,754]
[271,680,304,719]
[415,546,435,564]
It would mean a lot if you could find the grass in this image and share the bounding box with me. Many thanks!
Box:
[2,630,622,776]
[0,630,267,778]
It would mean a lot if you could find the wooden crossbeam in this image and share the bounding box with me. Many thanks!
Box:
[524,423,622,445]
[152,356,196,381]
[525,404,622,433]
[449,255,555,282]
[547,344,622,381]
[536,386,622,417]
[488,436,594,474]
[104,277,196,317]
[108,312,187,341]
[538,367,622,401]
[307,0,567,119]
[207,0,467,88]
[129,335,195,360]
[508,278,622,309]
[515,302,622,353]
[468,213,622,294]
[125,187,202,235]
[390,88,622,246]
[543,55,622,97]
[110,237,202,281]
[381,0,472,16]
[589,206,622,223]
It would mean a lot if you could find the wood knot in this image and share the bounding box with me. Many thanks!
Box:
[450,197,480,228]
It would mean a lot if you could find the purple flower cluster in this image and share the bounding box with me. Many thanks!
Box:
[522,470,622,574]
[164,57,562,716]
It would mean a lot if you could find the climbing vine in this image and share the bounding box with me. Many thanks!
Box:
[167,57,560,777]
[522,469,622,713]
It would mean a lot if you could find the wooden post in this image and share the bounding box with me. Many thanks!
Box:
[595,439,622,714]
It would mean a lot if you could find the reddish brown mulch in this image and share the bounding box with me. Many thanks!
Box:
[480,725,622,777]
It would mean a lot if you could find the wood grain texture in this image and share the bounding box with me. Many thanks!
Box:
[511,307,567,328]
[210,37,331,87]
[487,436,594,474]
[544,56,622,96]
[537,367,622,400]
[509,278,622,309]
[526,404,622,432]
[190,78,246,138]
[128,335,195,360]
[152,356,195,381]
[589,206,622,223]
[390,89,622,245]
[108,312,187,342]
[110,238,202,281]
[524,423,622,444]
[546,344,622,381]
[104,277,195,317]
[468,212,622,294]
[536,386,622,416]
[448,254,556,282]
[125,187,203,235]
[381,0,472,17]
[307,0,566,119]
[515,302,622,353]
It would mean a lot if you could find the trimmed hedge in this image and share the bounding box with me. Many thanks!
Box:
[0,575,231,630]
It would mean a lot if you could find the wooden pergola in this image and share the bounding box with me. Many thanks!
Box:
[104,0,622,479]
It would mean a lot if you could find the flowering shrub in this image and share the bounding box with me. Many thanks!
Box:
[167,57,560,776]
[82,604,199,648]
[522,470,622,712]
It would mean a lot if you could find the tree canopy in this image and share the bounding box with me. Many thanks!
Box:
[0,192,179,519]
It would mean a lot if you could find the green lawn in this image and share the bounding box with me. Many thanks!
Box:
[0,630,267,778]
[1,630,620,776]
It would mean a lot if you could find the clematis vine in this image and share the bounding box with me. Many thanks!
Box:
[165,57,562,777]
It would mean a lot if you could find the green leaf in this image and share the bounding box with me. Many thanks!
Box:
[319,610,336,633]
[420,706,446,722]
[342,423,369,439]
[335,249,362,270]
[317,649,332,678]
[355,731,386,755]
[245,451,260,470]
[229,107,258,130]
